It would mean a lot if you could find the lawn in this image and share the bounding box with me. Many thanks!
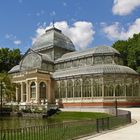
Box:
[47,111,110,122]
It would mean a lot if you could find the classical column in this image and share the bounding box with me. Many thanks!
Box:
[16,86,19,102]
[47,80,51,103]
[26,81,29,103]
[35,81,39,103]
[21,82,24,102]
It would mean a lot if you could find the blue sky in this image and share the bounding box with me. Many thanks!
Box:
[0,0,140,53]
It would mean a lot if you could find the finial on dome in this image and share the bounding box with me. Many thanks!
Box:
[52,19,55,28]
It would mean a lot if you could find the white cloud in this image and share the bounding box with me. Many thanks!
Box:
[14,40,21,45]
[32,21,95,50]
[5,34,16,40]
[49,11,56,16]
[102,18,140,40]
[112,0,140,16]
[5,33,22,45]
[36,10,45,17]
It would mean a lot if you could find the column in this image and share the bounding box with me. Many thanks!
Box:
[16,86,19,102]
[26,81,29,102]
[35,81,39,103]
[47,80,51,103]
[21,82,24,102]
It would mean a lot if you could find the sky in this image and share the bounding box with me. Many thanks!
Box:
[0,0,140,53]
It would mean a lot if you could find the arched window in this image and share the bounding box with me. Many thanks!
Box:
[74,79,81,97]
[30,82,36,98]
[55,82,60,99]
[109,85,114,96]
[126,84,132,96]
[93,84,98,97]
[67,80,73,98]
[133,83,139,96]
[105,85,114,96]
[115,85,123,96]
[83,78,91,97]
[60,80,66,98]
[39,82,46,99]
[104,85,109,96]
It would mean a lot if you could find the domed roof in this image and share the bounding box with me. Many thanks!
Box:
[32,27,75,51]
[53,64,138,79]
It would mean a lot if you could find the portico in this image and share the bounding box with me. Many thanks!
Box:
[12,69,54,106]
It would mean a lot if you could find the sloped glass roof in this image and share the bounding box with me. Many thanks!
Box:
[56,46,120,62]
[32,27,75,51]
[8,65,20,73]
[53,64,138,79]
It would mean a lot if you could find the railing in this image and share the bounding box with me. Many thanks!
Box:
[0,111,131,140]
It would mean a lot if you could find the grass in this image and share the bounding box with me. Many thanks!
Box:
[47,111,111,122]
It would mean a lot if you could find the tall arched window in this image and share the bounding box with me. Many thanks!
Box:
[60,80,66,98]
[67,80,73,98]
[39,82,46,99]
[83,78,91,97]
[30,82,36,98]
[126,84,132,96]
[105,85,114,96]
[133,83,139,96]
[115,85,123,96]
[55,82,60,99]
[74,79,81,97]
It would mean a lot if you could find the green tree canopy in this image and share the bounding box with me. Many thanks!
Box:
[112,33,140,73]
[0,48,21,72]
[0,73,16,102]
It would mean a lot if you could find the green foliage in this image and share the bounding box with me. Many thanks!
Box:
[112,33,140,73]
[0,72,16,102]
[0,48,21,72]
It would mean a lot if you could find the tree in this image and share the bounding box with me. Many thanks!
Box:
[127,34,140,72]
[112,40,128,66]
[112,33,140,73]
[0,48,21,72]
[0,73,16,103]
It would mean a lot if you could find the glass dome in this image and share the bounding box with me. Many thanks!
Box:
[32,27,75,51]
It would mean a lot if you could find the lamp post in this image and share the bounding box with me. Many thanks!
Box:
[115,96,118,116]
